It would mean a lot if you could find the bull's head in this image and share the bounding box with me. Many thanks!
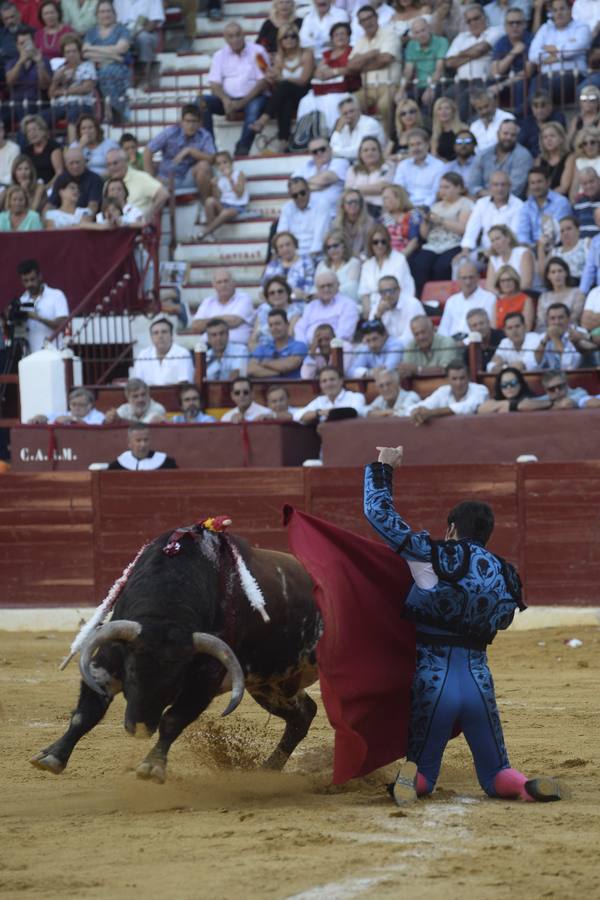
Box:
[79,620,245,736]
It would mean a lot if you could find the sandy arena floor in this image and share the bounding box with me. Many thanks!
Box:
[0,626,598,900]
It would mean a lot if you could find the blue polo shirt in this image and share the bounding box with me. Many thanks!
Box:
[251,338,308,379]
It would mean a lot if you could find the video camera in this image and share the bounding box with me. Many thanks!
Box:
[4,297,33,341]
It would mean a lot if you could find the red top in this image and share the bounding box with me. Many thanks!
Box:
[496,292,530,329]
[313,47,361,95]
[35,25,75,60]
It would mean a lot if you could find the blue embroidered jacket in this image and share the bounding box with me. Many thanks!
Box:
[364,463,525,644]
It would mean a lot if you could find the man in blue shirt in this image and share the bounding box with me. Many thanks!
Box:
[143,104,215,207]
[348,320,403,377]
[517,167,572,244]
[467,119,533,199]
[489,7,533,116]
[580,232,600,293]
[248,309,308,379]
[205,317,248,380]
[171,383,216,423]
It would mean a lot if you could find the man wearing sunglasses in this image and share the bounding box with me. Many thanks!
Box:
[488,7,533,116]
[539,368,591,409]
[277,176,330,256]
[292,137,348,217]
[220,376,270,423]
[444,129,478,182]
[346,4,399,138]
[528,0,591,105]
[330,96,385,162]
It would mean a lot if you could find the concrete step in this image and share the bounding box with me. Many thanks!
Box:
[188,261,265,279]
[183,283,263,304]
[194,12,266,32]
[195,0,271,15]
[157,52,212,69]
[192,33,258,52]
[175,240,267,263]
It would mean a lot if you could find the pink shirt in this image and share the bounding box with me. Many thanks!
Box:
[207,41,270,99]
[193,289,256,344]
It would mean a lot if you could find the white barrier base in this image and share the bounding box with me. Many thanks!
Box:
[0,606,599,633]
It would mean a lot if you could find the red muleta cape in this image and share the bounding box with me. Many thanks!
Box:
[284,506,416,785]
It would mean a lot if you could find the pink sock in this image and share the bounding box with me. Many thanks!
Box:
[416,772,430,796]
[494,767,533,801]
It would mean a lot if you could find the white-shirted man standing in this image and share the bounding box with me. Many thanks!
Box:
[17,258,69,354]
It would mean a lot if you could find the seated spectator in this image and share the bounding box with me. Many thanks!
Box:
[444,9,503,120]
[262,232,315,301]
[277,177,331,258]
[21,113,62,188]
[0,1,20,69]
[61,0,97,36]
[457,171,522,262]
[352,0,395,42]
[547,216,588,282]
[332,188,375,257]
[535,257,585,331]
[344,135,393,218]
[295,271,359,343]
[468,89,515,156]
[581,284,600,335]
[487,310,541,372]
[438,261,497,337]
[488,6,533,116]
[257,0,303,57]
[477,366,547,414]
[528,0,591,106]
[315,229,361,301]
[518,91,565,159]
[365,367,420,417]
[257,384,298,421]
[0,183,42,229]
[5,27,52,117]
[392,128,446,209]
[444,129,478,183]
[104,378,166,424]
[572,167,600,240]
[330,95,385,162]
[300,322,352,378]
[463,307,503,367]
[204,317,248,380]
[534,302,595,368]
[517,167,572,248]
[538,367,591,408]
[399,313,458,377]
[296,21,361,132]
[567,84,600,146]
[298,364,365,423]
[35,1,73,61]
[198,151,249,242]
[392,98,424,161]
[119,131,143,169]
[389,0,430,40]
[220,377,271,422]
[248,308,308,379]
[358,224,416,319]
[132,316,194,385]
[467,119,533,200]
[409,358,489,424]
[400,18,448,112]
[485,0,532,31]
[44,177,93,227]
[192,269,255,345]
[113,0,164,91]
[68,114,117,177]
[485,224,534,293]
[370,274,424,343]
[570,127,600,202]
[293,136,348,218]
[252,276,304,348]
[49,147,103,216]
[107,422,177,470]
[28,386,105,424]
[99,176,143,224]
[345,4,399,138]
[6,153,43,210]
[170,383,216,423]
[201,21,270,158]
[299,0,348,63]
[409,172,473,297]
[250,24,313,153]
[492,266,535,331]
[82,0,131,123]
[580,231,600,294]
[105,147,169,221]
[534,121,572,197]
[144,103,214,213]
[380,185,421,260]
[347,319,403,377]
[0,121,19,194]
[430,97,467,162]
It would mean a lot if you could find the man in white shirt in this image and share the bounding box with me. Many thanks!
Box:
[220,377,270,422]
[438,262,497,338]
[294,272,359,344]
[487,311,541,372]
[528,0,591,103]
[468,89,515,155]
[444,3,503,118]
[347,5,399,137]
[365,367,420,417]
[370,275,425,344]
[104,378,166,424]
[132,316,194,385]
[393,128,446,208]
[572,0,600,36]
[330,95,386,161]
[292,137,349,217]
[298,365,366,423]
[581,284,600,333]
[410,359,489,424]
[299,0,349,61]
[276,177,331,256]
[17,258,69,354]
[28,387,105,425]
[191,268,255,345]
[457,170,523,257]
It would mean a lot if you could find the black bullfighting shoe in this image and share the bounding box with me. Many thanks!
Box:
[524,777,562,802]
[392,760,418,806]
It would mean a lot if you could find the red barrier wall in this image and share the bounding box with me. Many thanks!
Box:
[1,463,599,608]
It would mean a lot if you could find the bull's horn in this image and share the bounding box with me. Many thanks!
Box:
[191,633,245,716]
[79,620,142,696]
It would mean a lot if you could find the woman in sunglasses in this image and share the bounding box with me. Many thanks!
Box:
[257,0,303,56]
[315,229,361,300]
[250,274,305,348]
[477,366,544,415]
[332,188,376,257]
[566,85,600,146]
[358,222,416,319]
[392,99,424,160]
[251,24,314,152]
[569,126,600,201]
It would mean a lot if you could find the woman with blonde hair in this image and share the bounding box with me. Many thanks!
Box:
[257,0,302,56]
[358,223,416,318]
[333,188,376,257]
[493,266,535,331]
[431,96,467,161]
[569,126,600,200]
[315,229,361,300]
[345,136,395,218]
[381,184,421,256]
[7,154,45,211]
[534,121,573,195]
[566,85,600,146]
[485,224,534,294]
[21,114,63,187]
[392,98,424,160]
[0,185,43,231]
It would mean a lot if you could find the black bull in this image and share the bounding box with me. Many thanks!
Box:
[31,528,323,783]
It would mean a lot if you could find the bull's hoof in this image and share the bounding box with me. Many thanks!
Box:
[30,752,65,774]
[261,748,288,771]
[136,758,166,784]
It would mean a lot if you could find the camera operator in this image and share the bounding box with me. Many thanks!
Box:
[16,258,69,354]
